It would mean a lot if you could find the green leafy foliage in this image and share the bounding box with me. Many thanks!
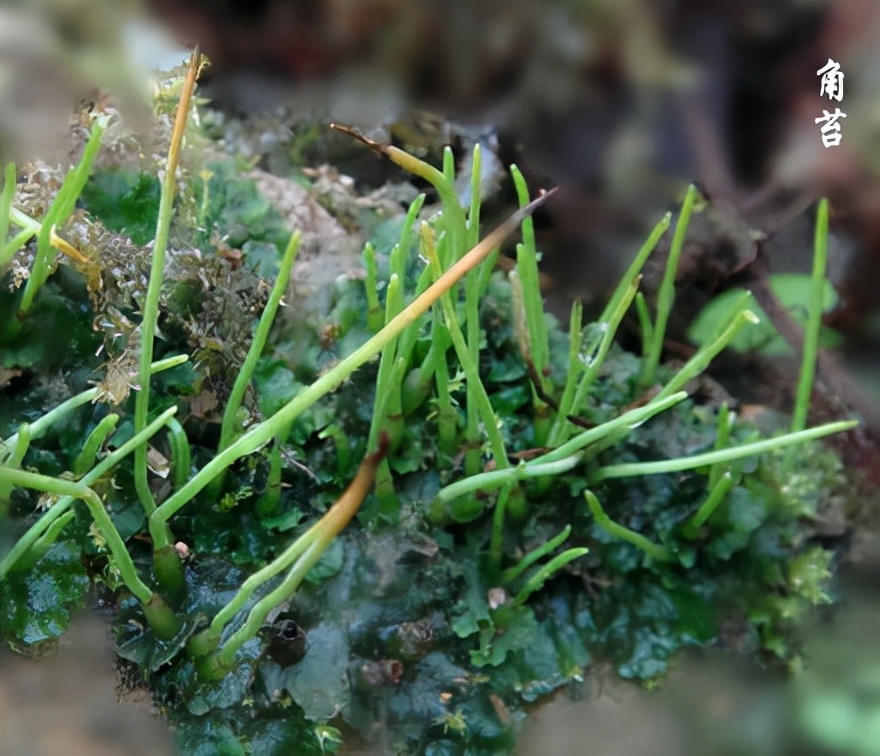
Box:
[3,240,847,751]
[80,168,161,246]
[170,698,325,756]
[0,539,89,655]
[198,161,291,254]
[0,99,856,756]
[0,267,101,371]
[688,274,841,355]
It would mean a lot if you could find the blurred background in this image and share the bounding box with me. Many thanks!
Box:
[3,0,879,392]
[1,1,878,754]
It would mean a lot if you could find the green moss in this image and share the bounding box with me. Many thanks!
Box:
[0,69,858,755]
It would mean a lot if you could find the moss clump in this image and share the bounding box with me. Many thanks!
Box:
[0,58,858,756]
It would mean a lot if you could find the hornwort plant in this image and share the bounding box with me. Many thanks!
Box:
[0,51,858,753]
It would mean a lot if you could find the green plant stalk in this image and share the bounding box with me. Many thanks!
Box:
[476,243,503,299]
[462,324,483,472]
[401,367,432,418]
[510,268,536,362]
[371,357,406,516]
[441,145,454,180]
[195,439,387,664]
[383,271,406,329]
[141,592,181,641]
[601,213,671,325]
[467,144,483,249]
[165,416,191,492]
[0,162,16,268]
[585,490,671,562]
[792,198,829,432]
[635,292,654,358]
[330,126,466,268]
[213,539,324,671]
[0,355,185,465]
[502,482,529,523]
[390,193,426,279]
[0,406,178,579]
[548,285,642,448]
[511,547,589,607]
[422,146,486,473]
[368,277,405,457]
[6,204,43,270]
[432,324,459,456]
[363,242,383,332]
[433,452,583,511]
[564,275,641,434]
[489,483,514,570]
[434,393,688,508]
[512,165,553,445]
[72,414,120,476]
[134,51,200,516]
[192,525,316,655]
[34,509,75,547]
[501,525,573,585]
[149,354,191,373]
[207,230,300,500]
[548,391,687,470]
[2,389,94,462]
[148,191,554,554]
[539,389,690,473]
[418,223,480,464]
[655,306,758,401]
[437,149,466,268]
[0,423,30,510]
[682,471,735,539]
[463,152,488,474]
[541,391,688,464]
[333,125,469,429]
[510,165,550,377]
[402,264,443,383]
[512,265,553,448]
[318,424,351,476]
[16,119,106,319]
[422,315,451,385]
[0,162,13,221]
[382,275,405,363]
[3,423,30,469]
[7,206,41,233]
[708,403,732,491]
[218,231,301,454]
[0,227,37,268]
[197,168,211,230]
[152,542,186,606]
[548,301,585,446]
[421,224,509,473]
[8,510,76,574]
[256,431,285,517]
[399,264,438,384]
[383,356,409,429]
[0,466,180,637]
[642,186,699,386]
[590,419,857,482]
